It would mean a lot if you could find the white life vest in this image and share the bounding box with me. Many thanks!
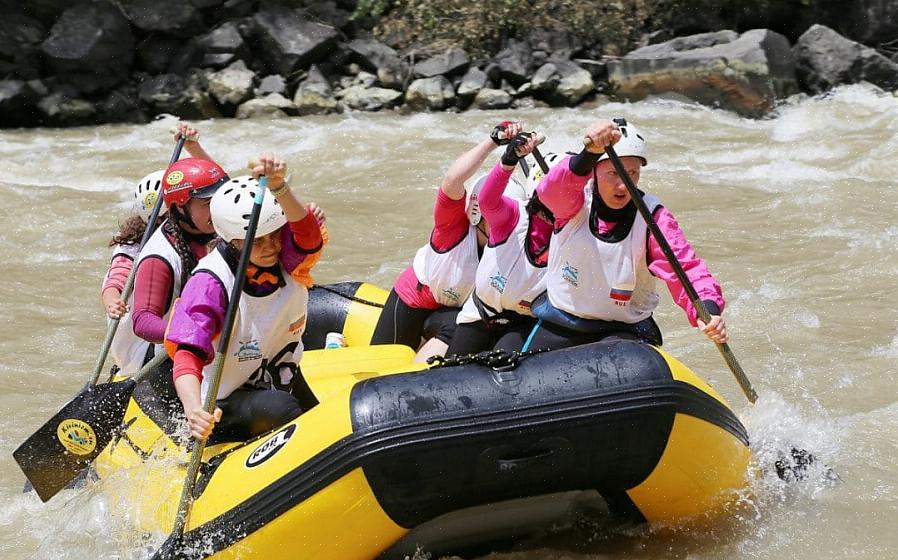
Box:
[546,188,662,324]
[110,226,184,376]
[197,247,309,401]
[411,226,479,307]
[458,201,547,324]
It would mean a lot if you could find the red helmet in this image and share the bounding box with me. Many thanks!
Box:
[162,158,229,206]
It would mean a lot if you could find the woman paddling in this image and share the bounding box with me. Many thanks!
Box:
[447,131,557,355]
[527,117,728,350]
[166,155,324,443]
[370,120,524,361]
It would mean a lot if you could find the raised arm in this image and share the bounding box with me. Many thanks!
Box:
[173,122,215,161]
[439,121,521,200]
[537,120,622,226]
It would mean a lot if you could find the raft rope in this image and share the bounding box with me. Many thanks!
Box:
[312,284,385,309]
[427,347,550,370]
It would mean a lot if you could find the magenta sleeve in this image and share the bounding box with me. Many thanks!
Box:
[131,256,176,343]
[164,272,228,362]
[535,155,589,227]
[478,162,521,245]
[646,207,725,327]
[431,189,470,251]
[102,254,134,295]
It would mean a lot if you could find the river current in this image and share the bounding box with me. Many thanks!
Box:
[1,85,896,559]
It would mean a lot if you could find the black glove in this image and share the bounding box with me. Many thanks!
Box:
[501,132,531,166]
[490,121,515,145]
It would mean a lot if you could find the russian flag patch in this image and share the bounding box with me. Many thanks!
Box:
[609,285,634,302]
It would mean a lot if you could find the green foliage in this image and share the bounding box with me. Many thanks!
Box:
[360,0,669,57]
[352,0,395,19]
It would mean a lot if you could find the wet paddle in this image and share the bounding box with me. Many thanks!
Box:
[587,136,758,403]
[166,175,268,546]
[89,137,186,386]
[13,138,188,502]
[13,351,168,502]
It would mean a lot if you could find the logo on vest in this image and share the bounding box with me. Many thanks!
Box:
[610,284,634,306]
[561,262,579,287]
[235,339,262,362]
[490,273,507,294]
[246,424,296,468]
[441,287,461,304]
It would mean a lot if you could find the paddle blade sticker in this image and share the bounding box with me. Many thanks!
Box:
[13,379,137,502]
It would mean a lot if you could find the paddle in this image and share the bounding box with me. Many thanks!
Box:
[88,137,186,386]
[13,138,188,502]
[585,134,758,403]
[13,351,169,502]
[167,175,268,543]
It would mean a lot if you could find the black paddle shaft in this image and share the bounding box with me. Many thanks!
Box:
[170,177,268,539]
[89,137,186,386]
[602,144,758,403]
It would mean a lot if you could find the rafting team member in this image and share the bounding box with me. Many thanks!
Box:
[108,151,227,376]
[447,132,557,355]
[166,155,324,442]
[527,117,728,350]
[101,170,167,320]
[370,120,524,362]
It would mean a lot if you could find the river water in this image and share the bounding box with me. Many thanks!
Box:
[1,85,896,559]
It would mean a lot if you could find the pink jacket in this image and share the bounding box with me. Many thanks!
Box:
[537,155,725,326]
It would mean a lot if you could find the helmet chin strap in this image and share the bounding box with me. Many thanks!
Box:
[171,205,215,243]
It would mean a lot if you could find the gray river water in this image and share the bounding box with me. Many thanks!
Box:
[1,84,896,558]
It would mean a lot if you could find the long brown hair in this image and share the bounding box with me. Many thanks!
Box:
[109,213,166,247]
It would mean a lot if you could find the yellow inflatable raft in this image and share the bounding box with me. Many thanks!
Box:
[91,282,750,560]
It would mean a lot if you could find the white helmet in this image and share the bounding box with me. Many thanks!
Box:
[465,175,529,225]
[466,175,486,226]
[134,170,166,222]
[211,176,287,242]
[503,176,528,202]
[598,118,647,166]
[525,152,564,198]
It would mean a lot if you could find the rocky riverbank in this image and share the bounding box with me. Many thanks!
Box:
[2,0,898,128]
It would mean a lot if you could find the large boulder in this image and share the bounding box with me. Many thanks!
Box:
[0,80,41,127]
[405,76,455,110]
[293,65,339,115]
[412,47,469,78]
[845,0,898,47]
[138,73,221,119]
[207,60,256,107]
[493,40,533,87]
[37,92,96,127]
[41,1,135,95]
[120,0,203,37]
[136,35,184,75]
[531,60,595,106]
[346,38,409,90]
[0,11,45,80]
[195,21,251,70]
[338,85,403,111]
[250,5,339,76]
[473,88,512,110]
[457,67,488,105]
[235,93,296,119]
[609,29,798,118]
[793,24,898,93]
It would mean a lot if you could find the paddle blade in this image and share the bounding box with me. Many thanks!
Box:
[13,379,137,502]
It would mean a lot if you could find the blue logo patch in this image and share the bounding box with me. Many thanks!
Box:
[490,273,507,294]
[561,262,579,287]
[235,339,262,362]
[441,287,461,304]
